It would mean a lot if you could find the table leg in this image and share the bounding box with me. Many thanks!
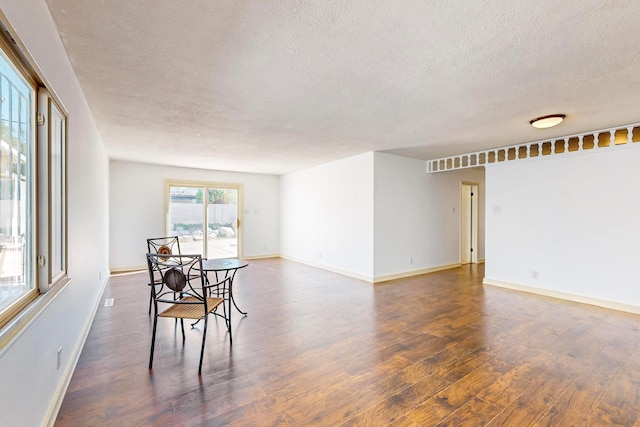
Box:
[227,268,248,316]
[212,271,233,332]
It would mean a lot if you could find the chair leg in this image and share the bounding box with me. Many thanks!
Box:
[198,318,207,375]
[180,319,185,341]
[149,315,158,370]
[148,288,153,315]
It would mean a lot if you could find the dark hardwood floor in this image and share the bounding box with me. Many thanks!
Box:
[55,259,640,426]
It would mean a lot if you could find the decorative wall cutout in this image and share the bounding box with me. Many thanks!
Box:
[427,123,640,173]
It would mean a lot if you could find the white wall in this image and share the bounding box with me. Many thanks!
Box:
[0,1,110,426]
[280,153,375,280]
[373,153,485,279]
[109,160,280,270]
[485,145,640,308]
[280,152,485,282]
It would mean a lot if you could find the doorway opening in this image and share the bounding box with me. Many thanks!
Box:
[460,182,478,264]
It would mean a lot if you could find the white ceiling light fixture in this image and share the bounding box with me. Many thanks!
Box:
[530,114,566,129]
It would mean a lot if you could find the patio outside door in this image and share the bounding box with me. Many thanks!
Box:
[167,183,240,259]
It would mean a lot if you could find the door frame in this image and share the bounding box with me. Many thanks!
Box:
[460,182,478,264]
[164,179,243,259]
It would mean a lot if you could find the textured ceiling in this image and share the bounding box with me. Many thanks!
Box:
[45,0,640,175]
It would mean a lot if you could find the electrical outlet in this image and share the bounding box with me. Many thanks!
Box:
[531,271,539,280]
[410,257,413,265]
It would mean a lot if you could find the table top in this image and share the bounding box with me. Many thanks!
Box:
[200,258,248,271]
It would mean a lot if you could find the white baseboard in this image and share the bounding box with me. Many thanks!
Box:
[244,253,280,260]
[45,275,110,427]
[374,263,461,283]
[110,265,146,274]
[279,256,462,284]
[279,255,374,282]
[483,278,640,315]
[111,254,281,274]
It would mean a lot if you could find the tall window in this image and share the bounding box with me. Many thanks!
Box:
[0,48,35,322]
[0,28,67,331]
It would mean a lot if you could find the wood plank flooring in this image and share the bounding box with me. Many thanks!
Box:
[55,259,640,426]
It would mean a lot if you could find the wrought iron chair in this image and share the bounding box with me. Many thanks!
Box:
[146,253,228,375]
[146,236,182,314]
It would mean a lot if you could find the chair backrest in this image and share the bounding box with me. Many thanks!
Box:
[147,236,181,259]
[147,237,182,292]
[146,253,206,304]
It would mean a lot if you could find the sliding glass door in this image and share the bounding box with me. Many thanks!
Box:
[205,187,238,258]
[167,182,240,259]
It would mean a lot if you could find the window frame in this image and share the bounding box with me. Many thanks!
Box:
[0,15,69,340]
[165,179,244,260]
[38,88,68,292]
